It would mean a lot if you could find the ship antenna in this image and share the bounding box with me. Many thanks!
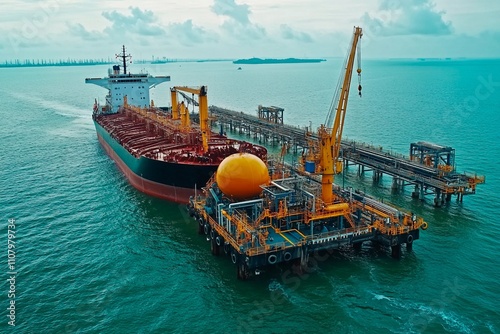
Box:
[115,45,132,74]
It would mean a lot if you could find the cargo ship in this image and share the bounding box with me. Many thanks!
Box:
[85,46,267,203]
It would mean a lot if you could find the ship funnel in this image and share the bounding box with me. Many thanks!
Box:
[113,65,120,75]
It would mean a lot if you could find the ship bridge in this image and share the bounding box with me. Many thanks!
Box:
[86,65,170,113]
[86,45,171,113]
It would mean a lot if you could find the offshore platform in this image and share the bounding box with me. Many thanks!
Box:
[341,140,485,206]
[209,111,485,208]
[188,27,427,279]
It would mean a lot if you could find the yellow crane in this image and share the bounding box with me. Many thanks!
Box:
[318,26,363,204]
[170,86,210,152]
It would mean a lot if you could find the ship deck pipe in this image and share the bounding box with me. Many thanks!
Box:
[228,199,263,210]
[324,202,350,212]
[363,197,400,216]
[270,181,290,191]
[272,176,304,185]
[301,189,316,214]
[342,188,400,217]
[210,188,220,204]
[217,203,224,226]
[307,204,350,225]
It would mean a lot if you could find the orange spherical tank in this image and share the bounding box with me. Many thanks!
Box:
[216,153,270,200]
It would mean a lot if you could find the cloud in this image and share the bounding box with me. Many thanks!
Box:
[211,0,266,40]
[280,24,313,43]
[102,7,165,37]
[363,0,452,36]
[220,20,266,39]
[169,20,216,46]
[211,0,250,25]
[4,28,56,55]
[67,23,104,41]
[68,6,213,48]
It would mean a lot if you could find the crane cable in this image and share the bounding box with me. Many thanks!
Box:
[324,37,351,128]
[357,37,362,97]
[324,28,362,127]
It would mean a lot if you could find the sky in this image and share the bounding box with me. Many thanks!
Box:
[0,0,499,61]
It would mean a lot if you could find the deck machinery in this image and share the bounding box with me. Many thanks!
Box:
[190,161,426,279]
[188,27,427,279]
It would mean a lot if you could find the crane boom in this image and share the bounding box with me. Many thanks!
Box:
[171,86,210,152]
[320,26,362,204]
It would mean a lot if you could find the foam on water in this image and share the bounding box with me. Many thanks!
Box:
[373,293,393,301]
[4,90,89,119]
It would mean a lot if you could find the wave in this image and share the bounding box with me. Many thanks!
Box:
[5,90,89,119]
[370,291,474,333]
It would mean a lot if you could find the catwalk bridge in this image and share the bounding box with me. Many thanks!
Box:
[208,105,485,206]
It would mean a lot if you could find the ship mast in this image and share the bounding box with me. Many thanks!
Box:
[115,45,132,74]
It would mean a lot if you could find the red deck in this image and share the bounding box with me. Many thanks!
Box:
[94,106,267,164]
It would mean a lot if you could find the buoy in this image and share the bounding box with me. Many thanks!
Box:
[268,254,277,264]
[421,222,428,230]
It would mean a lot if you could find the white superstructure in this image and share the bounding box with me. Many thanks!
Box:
[85,46,170,113]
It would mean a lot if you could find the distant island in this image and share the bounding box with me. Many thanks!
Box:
[0,57,326,68]
[233,57,326,64]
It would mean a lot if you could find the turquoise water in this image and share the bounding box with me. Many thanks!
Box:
[0,59,499,333]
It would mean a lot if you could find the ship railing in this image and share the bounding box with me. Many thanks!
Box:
[370,216,424,235]
[209,213,292,257]
[246,241,288,256]
[350,194,425,232]
[305,226,373,242]
[207,215,242,251]
[463,171,486,185]
[246,246,267,256]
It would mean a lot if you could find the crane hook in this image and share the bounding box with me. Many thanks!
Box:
[357,68,362,97]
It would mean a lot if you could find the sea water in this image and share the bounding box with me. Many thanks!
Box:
[0,58,499,333]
